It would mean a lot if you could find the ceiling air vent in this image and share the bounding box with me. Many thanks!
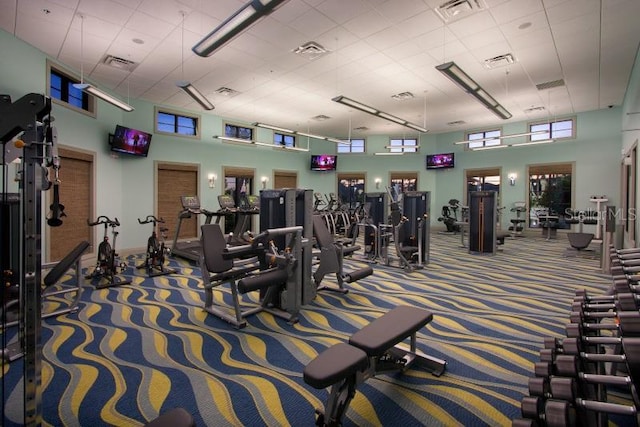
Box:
[102,55,137,72]
[447,120,466,126]
[536,79,565,91]
[435,0,487,23]
[391,91,415,101]
[484,54,515,69]
[311,114,331,121]
[354,126,369,131]
[215,87,239,97]
[293,41,329,60]
[524,106,546,114]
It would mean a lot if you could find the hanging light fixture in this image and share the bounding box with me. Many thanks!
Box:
[177,11,214,110]
[192,0,292,57]
[73,14,134,112]
[332,95,428,133]
[436,61,511,120]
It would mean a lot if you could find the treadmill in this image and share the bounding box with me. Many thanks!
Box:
[170,195,215,262]
[217,194,260,246]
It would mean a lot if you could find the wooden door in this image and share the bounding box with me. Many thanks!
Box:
[48,148,93,262]
[157,163,198,240]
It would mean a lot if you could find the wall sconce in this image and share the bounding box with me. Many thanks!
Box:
[508,173,517,186]
[374,177,382,189]
[208,173,217,188]
[261,176,269,189]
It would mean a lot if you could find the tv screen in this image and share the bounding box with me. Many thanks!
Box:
[426,153,454,169]
[310,154,337,171]
[110,125,152,157]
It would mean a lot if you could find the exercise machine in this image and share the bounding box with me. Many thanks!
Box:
[312,215,373,293]
[260,188,314,304]
[303,305,446,426]
[86,216,131,288]
[199,223,304,329]
[508,202,527,237]
[2,240,89,362]
[137,215,176,277]
[1,93,57,425]
[217,193,260,245]
[171,195,216,262]
[468,191,497,255]
[437,199,462,233]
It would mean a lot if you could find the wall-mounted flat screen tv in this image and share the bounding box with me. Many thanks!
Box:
[110,125,152,157]
[426,152,454,169]
[310,154,337,171]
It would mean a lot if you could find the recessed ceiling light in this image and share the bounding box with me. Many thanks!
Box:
[132,38,145,45]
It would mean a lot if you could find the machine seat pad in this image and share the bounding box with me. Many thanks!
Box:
[303,343,368,390]
[349,306,433,357]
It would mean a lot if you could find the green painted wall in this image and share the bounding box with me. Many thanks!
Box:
[0,28,634,251]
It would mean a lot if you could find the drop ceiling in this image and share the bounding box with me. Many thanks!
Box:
[1,0,639,137]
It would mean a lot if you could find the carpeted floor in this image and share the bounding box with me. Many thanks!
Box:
[2,232,614,426]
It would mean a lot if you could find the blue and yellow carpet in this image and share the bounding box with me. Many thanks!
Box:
[2,233,613,426]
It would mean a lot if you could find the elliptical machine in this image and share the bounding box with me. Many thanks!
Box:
[86,216,131,289]
[137,215,176,277]
[438,199,461,233]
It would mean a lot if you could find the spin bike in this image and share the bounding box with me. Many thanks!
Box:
[86,216,131,289]
[137,215,176,277]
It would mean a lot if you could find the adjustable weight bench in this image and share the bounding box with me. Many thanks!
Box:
[2,240,90,361]
[303,305,447,426]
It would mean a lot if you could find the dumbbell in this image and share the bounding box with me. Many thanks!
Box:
[568,310,640,339]
[521,396,577,427]
[551,337,640,383]
[548,376,639,426]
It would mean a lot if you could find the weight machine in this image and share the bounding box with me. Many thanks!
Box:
[1,93,57,426]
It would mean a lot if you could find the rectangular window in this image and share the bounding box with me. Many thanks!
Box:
[225,123,253,140]
[155,109,199,138]
[274,133,295,147]
[47,62,94,115]
[337,138,365,153]
[529,118,575,141]
[389,138,418,153]
[466,129,501,149]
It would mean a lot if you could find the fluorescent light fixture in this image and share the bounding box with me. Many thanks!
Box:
[193,0,292,57]
[376,111,406,125]
[472,144,509,151]
[332,95,428,133]
[73,83,134,112]
[177,81,214,110]
[254,123,294,133]
[214,135,309,151]
[453,130,547,145]
[374,152,404,156]
[511,139,555,147]
[436,61,512,120]
[214,136,251,144]
[384,145,420,150]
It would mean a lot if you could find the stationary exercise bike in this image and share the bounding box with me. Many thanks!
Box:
[86,216,131,289]
[438,199,461,233]
[137,215,176,277]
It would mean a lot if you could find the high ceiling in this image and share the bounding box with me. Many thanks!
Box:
[2,0,639,138]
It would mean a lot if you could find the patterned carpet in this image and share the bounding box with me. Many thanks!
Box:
[2,231,613,426]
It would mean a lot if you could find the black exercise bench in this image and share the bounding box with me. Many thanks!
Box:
[303,305,446,426]
[2,240,90,361]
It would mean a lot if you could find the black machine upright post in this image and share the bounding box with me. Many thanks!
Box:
[402,191,431,265]
[1,93,53,426]
[468,191,497,255]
